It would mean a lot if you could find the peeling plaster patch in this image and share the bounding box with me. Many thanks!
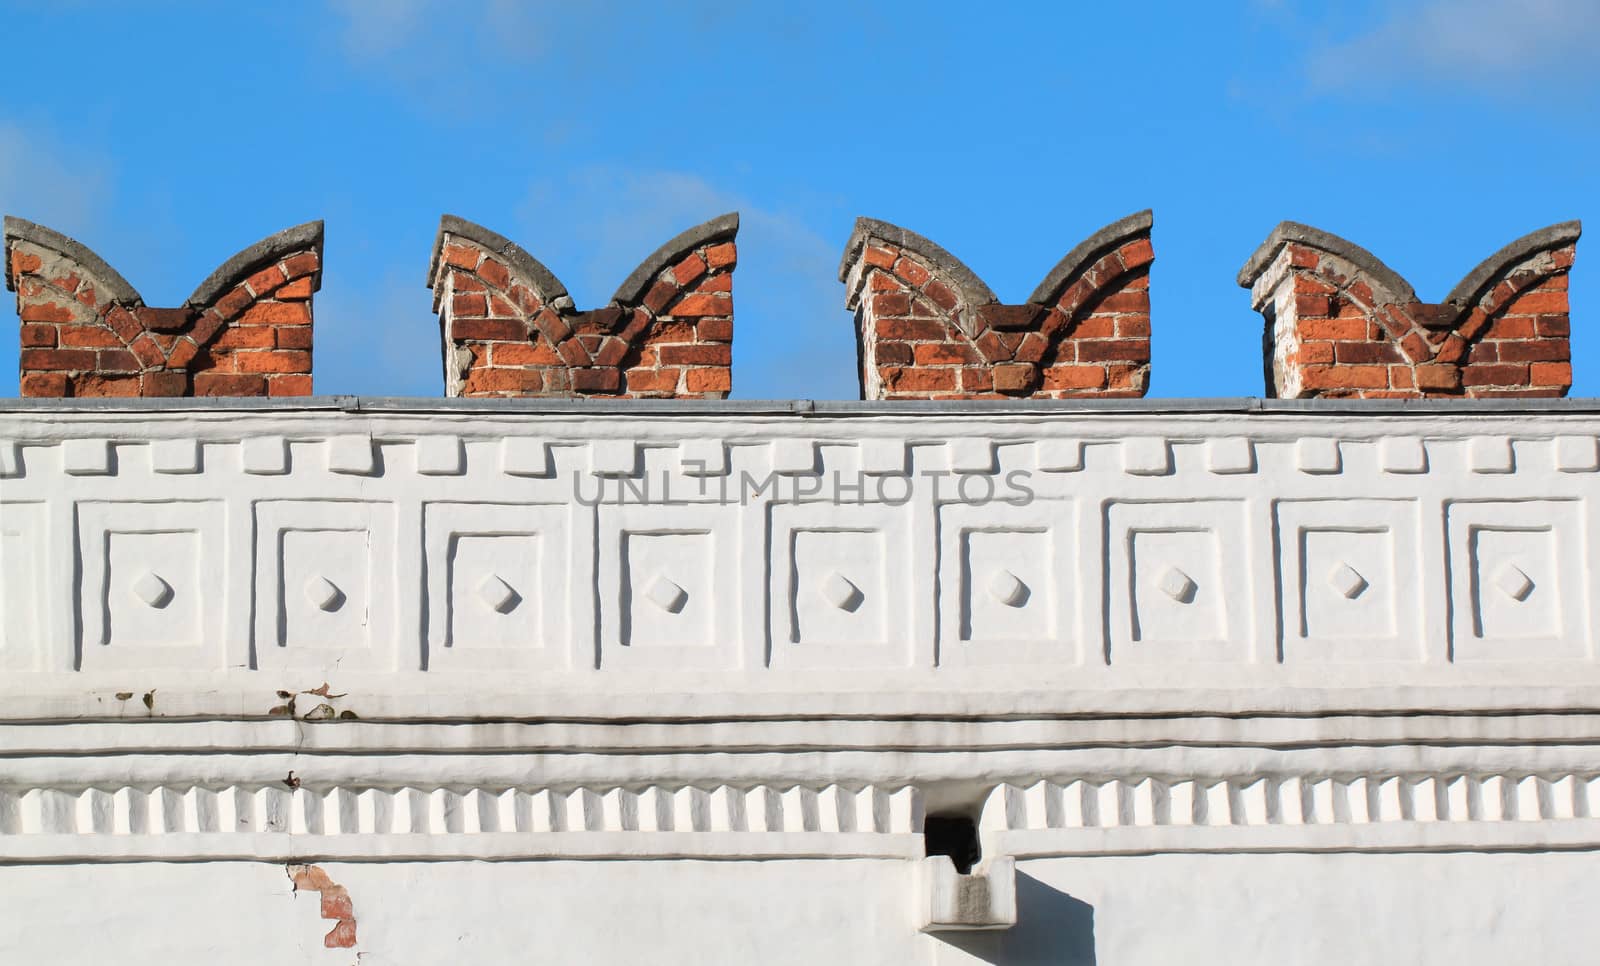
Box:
[288,863,359,950]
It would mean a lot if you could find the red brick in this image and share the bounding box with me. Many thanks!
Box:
[685,368,732,393]
[1299,365,1388,390]
[1530,362,1572,386]
[1095,291,1149,314]
[477,257,510,290]
[659,344,731,366]
[1414,364,1460,391]
[245,265,287,296]
[212,286,254,320]
[451,319,526,341]
[73,373,141,397]
[1334,341,1403,365]
[324,919,357,949]
[668,294,731,317]
[21,348,96,370]
[491,341,561,366]
[672,253,706,287]
[276,277,314,300]
[875,318,949,342]
[142,371,188,397]
[1067,317,1116,340]
[212,326,277,350]
[236,350,311,373]
[1461,364,1530,387]
[863,246,895,269]
[697,273,732,293]
[237,302,312,326]
[451,294,488,318]
[992,363,1035,393]
[1399,331,1429,363]
[882,366,956,392]
[872,293,911,317]
[20,302,75,323]
[641,322,697,346]
[875,342,913,366]
[1297,319,1370,341]
[624,368,680,394]
[281,251,320,280]
[642,280,679,313]
[21,324,57,347]
[571,368,621,393]
[1041,365,1106,390]
[19,372,68,396]
[1482,317,1535,340]
[463,367,544,394]
[1076,339,1149,363]
[1119,238,1155,271]
[924,280,959,311]
[10,250,43,275]
[897,258,931,286]
[697,318,733,342]
[443,243,479,271]
[913,342,980,366]
[1495,339,1568,362]
[276,327,314,350]
[166,339,198,368]
[1506,290,1568,314]
[96,349,142,372]
[129,334,165,368]
[268,374,313,396]
[193,372,267,395]
[705,242,736,269]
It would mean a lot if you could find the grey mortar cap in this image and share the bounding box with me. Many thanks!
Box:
[1443,220,1582,306]
[186,221,324,307]
[1236,221,1416,301]
[837,217,999,305]
[3,215,143,304]
[1027,209,1154,305]
[609,212,739,307]
[428,215,570,304]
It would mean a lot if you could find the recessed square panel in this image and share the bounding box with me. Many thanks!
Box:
[0,502,46,670]
[76,501,226,670]
[424,503,570,670]
[624,531,713,648]
[254,501,396,671]
[1448,500,1586,662]
[937,500,1078,666]
[1107,501,1252,664]
[769,503,911,668]
[1275,500,1423,663]
[598,504,740,669]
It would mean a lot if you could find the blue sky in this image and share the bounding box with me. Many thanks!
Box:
[1,0,1595,399]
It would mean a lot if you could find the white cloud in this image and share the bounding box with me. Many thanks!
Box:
[1307,0,1600,94]
[0,120,110,238]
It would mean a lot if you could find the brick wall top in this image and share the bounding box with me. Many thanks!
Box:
[840,211,1154,399]
[428,213,738,399]
[6,217,323,398]
[1239,219,1581,399]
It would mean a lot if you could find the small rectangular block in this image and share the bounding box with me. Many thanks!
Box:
[241,436,290,475]
[151,439,202,475]
[1296,437,1342,474]
[327,435,378,476]
[771,439,818,475]
[1205,437,1255,474]
[859,439,909,475]
[62,439,114,476]
[1034,439,1083,473]
[589,440,640,477]
[415,435,466,476]
[1555,436,1599,472]
[947,439,995,474]
[1122,437,1172,476]
[679,438,728,476]
[1470,437,1515,474]
[499,438,550,477]
[1379,437,1428,474]
[0,440,19,478]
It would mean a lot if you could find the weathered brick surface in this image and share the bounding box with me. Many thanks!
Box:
[4,217,321,397]
[288,864,358,949]
[428,214,738,399]
[839,212,1153,399]
[1239,221,1581,398]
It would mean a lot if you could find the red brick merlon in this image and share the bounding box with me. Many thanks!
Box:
[839,211,1153,399]
[4,216,322,398]
[427,213,738,398]
[1238,220,1582,399]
